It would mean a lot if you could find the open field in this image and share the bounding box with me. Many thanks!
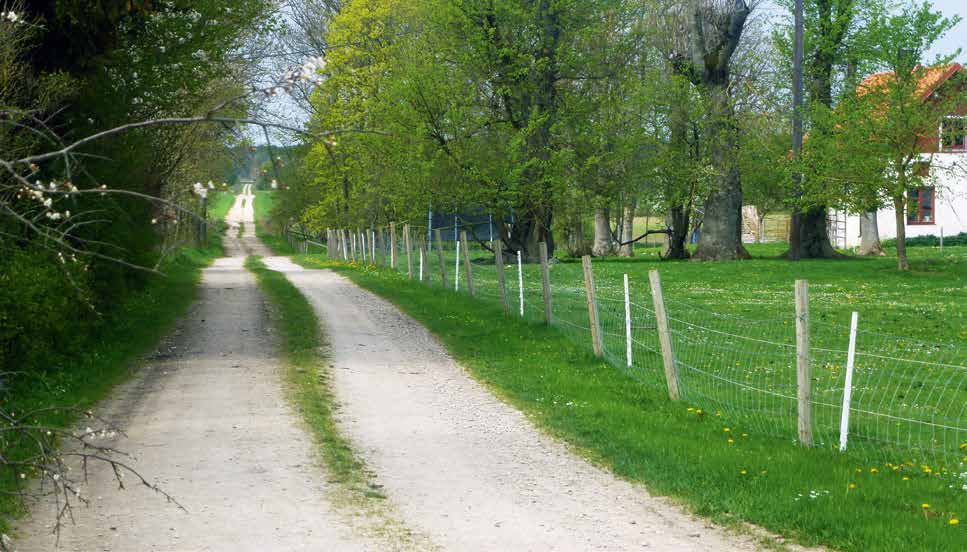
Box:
[361,238,965,466]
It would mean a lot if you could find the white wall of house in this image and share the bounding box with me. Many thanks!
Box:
[843,152,967,247]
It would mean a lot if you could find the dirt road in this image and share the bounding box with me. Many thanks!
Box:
[266,255,763,551]
[13,191,372,551]
[14,188,764,551]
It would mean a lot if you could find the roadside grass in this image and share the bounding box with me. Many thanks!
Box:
[295,253,966,552]
[252,191,294,255]
[207,190,235,223]
[245,256,426,548]
[1,239,225,534]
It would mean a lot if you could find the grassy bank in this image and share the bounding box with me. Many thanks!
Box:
[295,253,965,552]
[0,238,224,533]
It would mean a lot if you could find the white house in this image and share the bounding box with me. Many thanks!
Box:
[840,63,967,248]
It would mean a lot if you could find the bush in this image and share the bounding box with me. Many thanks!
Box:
[883,232,967,247]
[0,247,93,373]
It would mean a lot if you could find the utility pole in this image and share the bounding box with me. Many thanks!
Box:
[789,0,805,260]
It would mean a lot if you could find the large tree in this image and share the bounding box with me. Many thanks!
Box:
[681,0,754,260]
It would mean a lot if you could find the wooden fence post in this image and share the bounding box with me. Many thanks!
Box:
[389,222,397,269]
[460,231,475,296]
[494,240,510,314]
[648,270,680,401]
[539,242,552,325]
[404,223,413,279]
[376,227,386,267]
[581,255,603,357]
[434,229,448,288]
[796,279,813,447]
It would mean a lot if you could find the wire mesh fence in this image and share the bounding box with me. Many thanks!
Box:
[295,222,967,479]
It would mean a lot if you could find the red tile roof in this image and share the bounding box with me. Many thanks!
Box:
[857,63,962,102]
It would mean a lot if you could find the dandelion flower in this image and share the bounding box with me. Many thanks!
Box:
[922,503,930,509]
[951,518,959,526]
[740,469,747,475]
[723,427,731,433]
[848,483,857,489]
[870,468,878,474]
[902,476,910,481]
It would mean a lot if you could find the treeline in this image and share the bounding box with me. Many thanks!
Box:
[278,0,961,270]
[0,1,271,376]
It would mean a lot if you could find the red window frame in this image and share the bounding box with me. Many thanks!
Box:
[907,187,936,225]
[941,117,966,152]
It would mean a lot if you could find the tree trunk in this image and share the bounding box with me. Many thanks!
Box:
[504,210,554,263]
[692,90,749,261]
[892,196,909,270]
[592,208,614,257]
[857,211,885,256]
[663,205,691,259]
[755,210,766,243]
[684,0,751,261]
[618,199,636,257]
[565,215,590,257]
[796,206,839,257]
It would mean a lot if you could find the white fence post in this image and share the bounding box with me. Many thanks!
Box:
[517,250,524,317]
[455,239,460,291]
[419,247,424,282]
[839,311,860,452]
[624,273,632,368]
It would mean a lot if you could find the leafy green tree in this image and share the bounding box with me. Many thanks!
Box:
[808,1,960,270]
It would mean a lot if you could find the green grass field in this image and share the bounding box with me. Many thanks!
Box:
[369,240,966,462]
[295,241,966,551]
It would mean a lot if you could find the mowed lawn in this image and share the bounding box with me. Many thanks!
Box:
[297,240,966,551]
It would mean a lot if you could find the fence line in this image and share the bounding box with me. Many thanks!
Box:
[288,225,967,475]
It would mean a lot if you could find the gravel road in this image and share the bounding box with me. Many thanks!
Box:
[13,188,769,551]
[267,255,764,552]
[13,190,373,551]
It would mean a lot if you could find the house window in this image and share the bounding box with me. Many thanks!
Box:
[941,116,966,152]
[907,187,935,225]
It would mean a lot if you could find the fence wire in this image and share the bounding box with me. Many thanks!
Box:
[298,224,967,480]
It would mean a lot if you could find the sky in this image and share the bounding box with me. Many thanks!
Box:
[926,0,966,63]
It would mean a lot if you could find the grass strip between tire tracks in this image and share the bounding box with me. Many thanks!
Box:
[245,256,430,550]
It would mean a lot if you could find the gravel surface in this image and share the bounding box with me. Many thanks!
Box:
[13,190,372,551]
[267,255,765,552]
